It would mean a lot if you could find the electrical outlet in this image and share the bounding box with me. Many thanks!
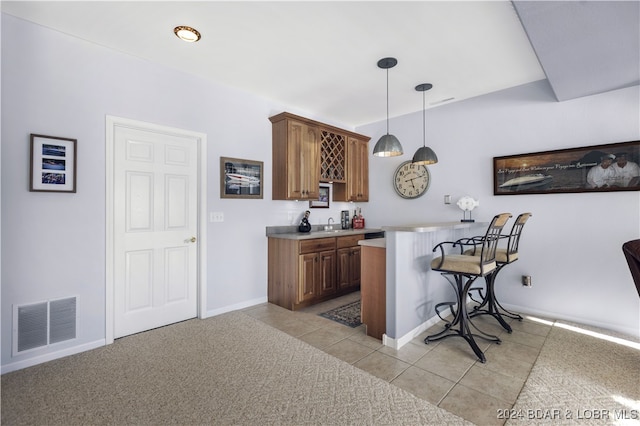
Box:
[287,211,294,223]
[522,275,532,287]
[444,195,451,204]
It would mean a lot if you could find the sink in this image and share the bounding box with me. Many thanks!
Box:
[314,229,348,234]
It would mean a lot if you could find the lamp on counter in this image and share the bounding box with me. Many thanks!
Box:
[412,83,438,165]
[457,196,479,222]
[373,57,403,157]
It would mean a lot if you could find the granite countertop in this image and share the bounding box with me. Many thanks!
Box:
[266,225,383,240]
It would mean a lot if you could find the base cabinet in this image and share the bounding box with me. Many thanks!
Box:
[268,235,363,310]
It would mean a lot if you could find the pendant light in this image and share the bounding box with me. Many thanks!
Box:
[412,83,438,165]
[373,57,403,157]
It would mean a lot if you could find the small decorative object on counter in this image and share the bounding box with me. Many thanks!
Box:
[298,210,312,233]
[457,196,479,222]
[353,208,365,229]
[341,210,351,229]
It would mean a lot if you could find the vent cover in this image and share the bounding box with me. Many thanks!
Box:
[14,297,77,354]
[17,302,48,352]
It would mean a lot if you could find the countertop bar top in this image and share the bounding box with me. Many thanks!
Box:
[358,238,386,248]
[382,221,486,232]
[266,225,383,240]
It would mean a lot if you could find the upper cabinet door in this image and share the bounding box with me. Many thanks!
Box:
[271,114,320,200]
[347,137,369,202]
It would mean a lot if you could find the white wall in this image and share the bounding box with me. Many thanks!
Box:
[0,14,359,371]
[358,80,640,337]
[2,13,638,372]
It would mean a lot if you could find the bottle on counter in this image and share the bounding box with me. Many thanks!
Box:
[353,208,365,229]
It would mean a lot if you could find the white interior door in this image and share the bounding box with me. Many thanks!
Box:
[113,125,199,338]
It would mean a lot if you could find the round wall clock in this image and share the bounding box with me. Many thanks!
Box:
[393,161,431,199]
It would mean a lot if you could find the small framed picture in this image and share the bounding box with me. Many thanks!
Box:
[310,183,331,208]
[30,134,77,193]
[220,157,263,199]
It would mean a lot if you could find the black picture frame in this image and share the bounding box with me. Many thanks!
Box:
[493,140,640,195]
[220,157,263,199]
[309,183,330,208]
[30,134,77,193]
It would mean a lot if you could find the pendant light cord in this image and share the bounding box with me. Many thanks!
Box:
[422,89,426,148]
[386,68,390,135]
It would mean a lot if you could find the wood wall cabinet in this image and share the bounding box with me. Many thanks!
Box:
[270,114,320,200]
[270,112,370,202]
[268,235,363,311]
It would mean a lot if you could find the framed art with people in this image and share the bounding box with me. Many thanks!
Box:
[493,140,640,195]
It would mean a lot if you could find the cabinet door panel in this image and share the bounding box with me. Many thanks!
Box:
[318,250,337,296]
[347,137,369,201]
[298,253,317,303]
[349,247,361,287]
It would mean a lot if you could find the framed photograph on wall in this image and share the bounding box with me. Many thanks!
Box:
[30,134,77,193]
[309,183,330,208]
[493,140,640,195]
[220,157,263,199]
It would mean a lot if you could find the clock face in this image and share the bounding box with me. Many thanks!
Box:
[393,161,431,199]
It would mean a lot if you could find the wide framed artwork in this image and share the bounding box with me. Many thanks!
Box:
[220,157,263,199]
[493,140,640,195]
[29,134,77,193]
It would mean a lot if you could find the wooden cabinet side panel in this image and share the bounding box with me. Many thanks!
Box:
[267,238,298,309]
[361,246,386,339]
[271,120,289,200]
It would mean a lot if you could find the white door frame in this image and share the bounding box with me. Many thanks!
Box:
[105,115,207,344]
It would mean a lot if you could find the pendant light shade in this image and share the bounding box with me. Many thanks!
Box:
[412,83,438,165]
[373,57,403,157]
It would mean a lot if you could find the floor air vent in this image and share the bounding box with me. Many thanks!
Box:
[15,297,77,354]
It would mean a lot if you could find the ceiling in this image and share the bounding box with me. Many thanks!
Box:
[2,1,637,128]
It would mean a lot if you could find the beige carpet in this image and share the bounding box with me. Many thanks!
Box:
[1,311,470,425]
[507,322,640,425]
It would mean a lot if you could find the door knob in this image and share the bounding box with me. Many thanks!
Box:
[190,237,197,243]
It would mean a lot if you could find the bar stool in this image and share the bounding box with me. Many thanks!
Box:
[425,213,512,363]
[467,213,532,332]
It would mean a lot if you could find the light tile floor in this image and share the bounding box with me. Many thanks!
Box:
[243,292,553,426]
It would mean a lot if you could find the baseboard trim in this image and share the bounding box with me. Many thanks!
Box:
[203,296,268,318]
[501,303,640,339]
[2,339,106,374]
[383,307,455,350]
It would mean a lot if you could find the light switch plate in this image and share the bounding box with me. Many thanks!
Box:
[210,212,224,222]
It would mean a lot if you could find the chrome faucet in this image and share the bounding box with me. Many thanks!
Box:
[325,217,334,231]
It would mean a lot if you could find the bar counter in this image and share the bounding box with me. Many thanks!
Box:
[370,221,486,349]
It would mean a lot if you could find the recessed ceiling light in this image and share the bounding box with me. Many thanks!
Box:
[174,26,201,43]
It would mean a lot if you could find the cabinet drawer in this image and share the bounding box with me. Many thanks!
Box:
[336,235,364,249]
[299,238,336,254]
